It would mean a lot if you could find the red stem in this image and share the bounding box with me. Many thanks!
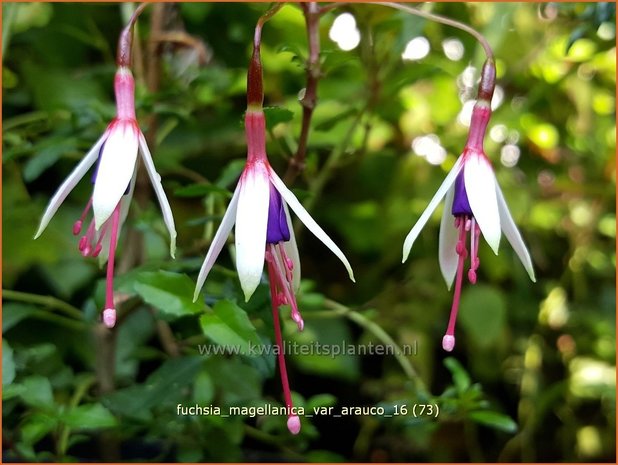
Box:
[284,2,321,183]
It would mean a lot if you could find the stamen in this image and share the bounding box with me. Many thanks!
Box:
[79,221,97,257]
[271,244,303,331]
[443,218,468,352]
[468,218,480,284]
[78,235,89,253]
[278,246,294,291]
[266,252,301,435]
[91,222,111,258]
[103,200,122,329]
[73,198,93,235]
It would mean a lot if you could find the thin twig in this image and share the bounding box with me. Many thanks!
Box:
[284,2,322,184]
[378,2,493,59]
[2,289,84,320]
[307,299,431,398]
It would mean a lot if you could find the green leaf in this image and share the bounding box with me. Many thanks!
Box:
[306,393,337,411]
[2,339,15,385]
[20,375,54,407]
[174,183,231,198]
[459,285,507,348]
[314,108,356,132]
[215,159,245,188]
[133,271,203,318]
[193,370,215,405]
[23,139,77,182]
[204,357,261,405]
[104,357,203,420]
[199,300,261,355]
[3,304,39,333]
[62,403,118,429]
[468,410,518,433]
[263,106,294,130]
[20,413,58,446]
[444,357,471,393]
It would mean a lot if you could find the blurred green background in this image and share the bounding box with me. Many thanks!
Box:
[2,2,615,462]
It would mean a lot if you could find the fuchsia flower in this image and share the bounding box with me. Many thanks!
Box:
[193,109,355,305]
[34,65,177,328]
[402,59,535,352]
[193,108,355,434]
[194,28,354,433]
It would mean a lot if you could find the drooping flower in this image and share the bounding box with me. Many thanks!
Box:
[34,66,176,328]
[402,59,535,352]
[194,17,354,433]
[194,109,355,304]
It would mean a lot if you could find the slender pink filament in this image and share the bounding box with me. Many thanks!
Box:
[73,197,93,235]
[103,200,122,328]
[269,243,303,331]
[91,221,110,258]
[80,220,97,257]
[468,218,480,283]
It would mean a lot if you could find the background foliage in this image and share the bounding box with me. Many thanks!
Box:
[2,2,616,462]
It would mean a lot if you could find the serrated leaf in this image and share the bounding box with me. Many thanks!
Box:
[469,410,518,433]
[199,300,261,355]
[62,403,118,429]
[133,271,203,318]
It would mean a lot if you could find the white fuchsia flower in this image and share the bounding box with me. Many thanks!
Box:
[193,108,355,436]
[34,66,176,328]
[195,14,355,432]
[402,59,535,352]
[193,109,355,306]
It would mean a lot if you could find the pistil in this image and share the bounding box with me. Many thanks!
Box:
[266,251,301,435]
[73,197,93,235]
[102,200,122,329]
[443,216,469,352]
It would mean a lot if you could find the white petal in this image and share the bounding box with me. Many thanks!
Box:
[438,186,459,289]
[138,133,177,258]
[92,122,139,230]
[235,163,270,301]
[34,133,106,239]
[269,168,355,282]
[97,165,137,266]
[282,202,301,292]
[496,184,536,282]
[464,153,501,254]
[402,156,464,262]
[193,184,241,301]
